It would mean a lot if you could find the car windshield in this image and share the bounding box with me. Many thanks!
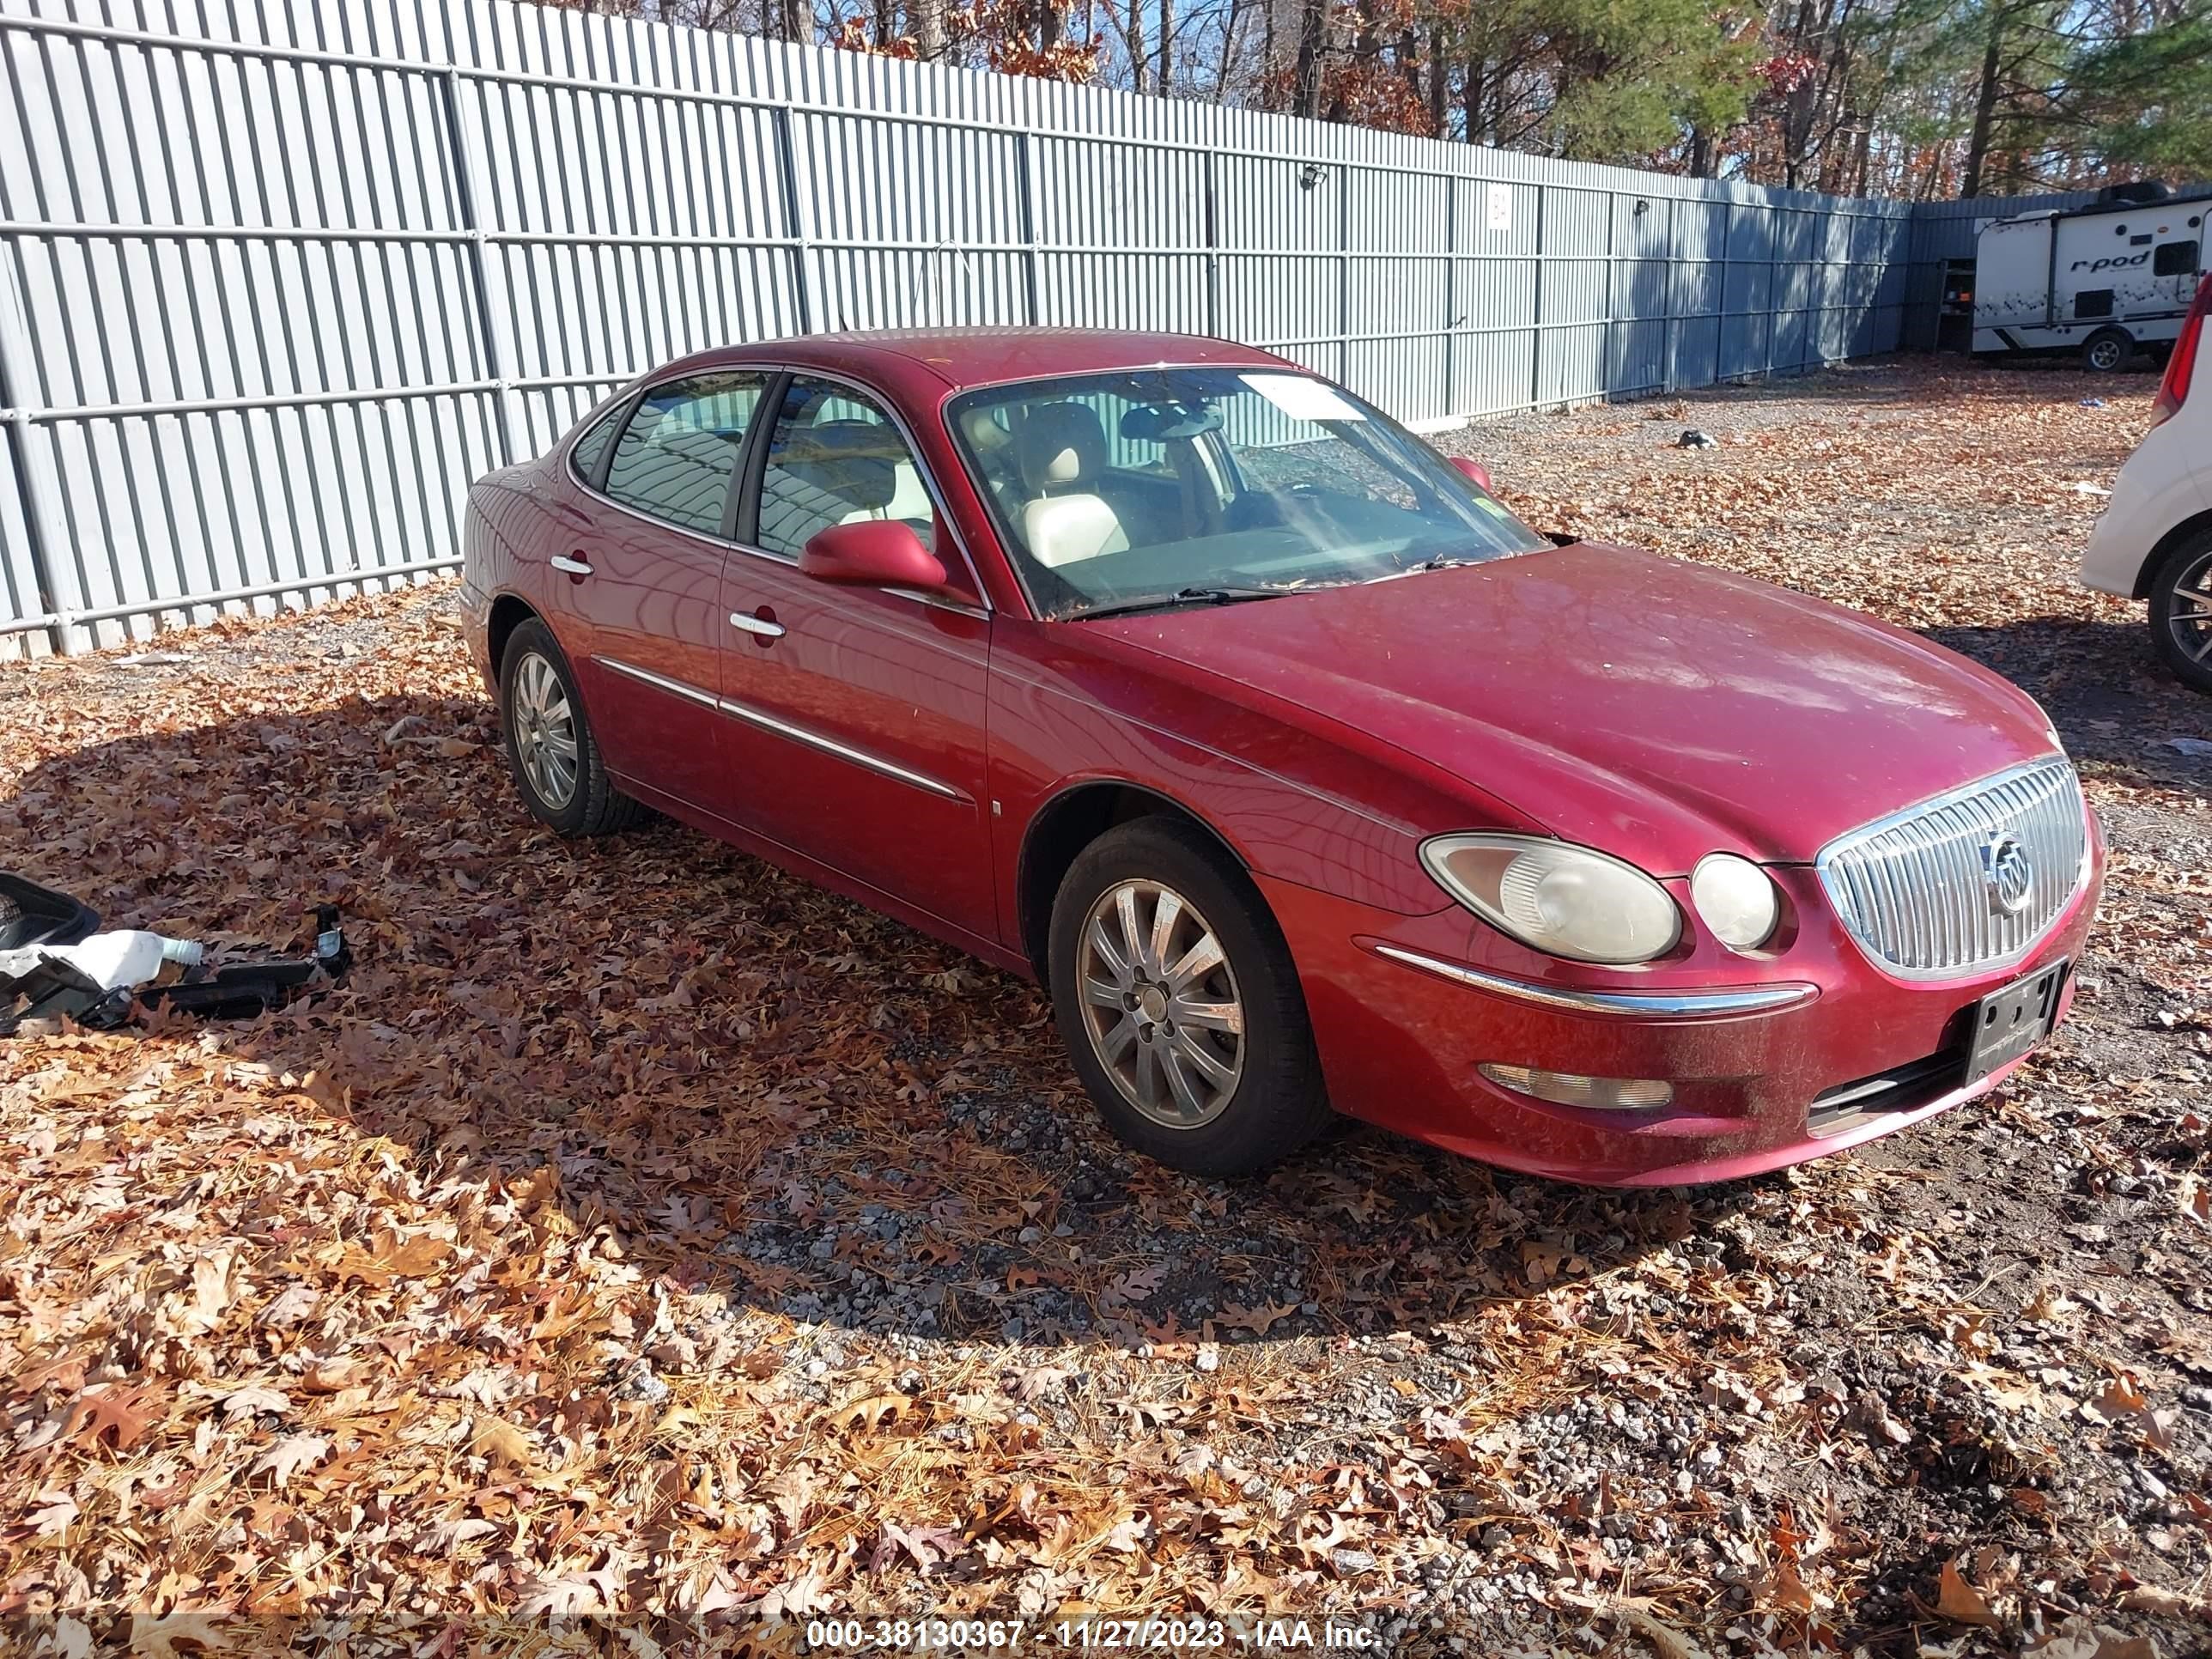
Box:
[944,367,1550,620]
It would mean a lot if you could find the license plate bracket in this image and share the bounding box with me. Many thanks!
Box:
[1962,959,2067,1089]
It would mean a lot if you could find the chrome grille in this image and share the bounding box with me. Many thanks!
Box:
[1815,758,2089,981]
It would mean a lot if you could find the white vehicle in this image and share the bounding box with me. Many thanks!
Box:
[1974,185,2208,370]
[2080,272,2212,691]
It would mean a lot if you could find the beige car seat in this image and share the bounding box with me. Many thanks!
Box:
[1015,404,1132,568]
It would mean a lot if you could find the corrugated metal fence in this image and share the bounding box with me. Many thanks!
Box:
[0,0,2014,654]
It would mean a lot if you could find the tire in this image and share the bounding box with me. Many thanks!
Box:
[2083,328,2132,372]
[497,617,644,835]
[1047,817,1331,1176]
[2148,531,2212,696]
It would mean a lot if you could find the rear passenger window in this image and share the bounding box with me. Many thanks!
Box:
[604,372,769,536]
[2155,240,2200,277]
[568,402,624,488]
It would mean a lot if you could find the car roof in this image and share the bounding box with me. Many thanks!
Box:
[684,326,1299,395]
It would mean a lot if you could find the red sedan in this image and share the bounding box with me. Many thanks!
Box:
[459,328,2101,1186]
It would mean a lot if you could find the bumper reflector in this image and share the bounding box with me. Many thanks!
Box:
[1478,1064,1675,1110]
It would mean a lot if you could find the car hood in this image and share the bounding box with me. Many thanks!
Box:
[1085,543,2058,872]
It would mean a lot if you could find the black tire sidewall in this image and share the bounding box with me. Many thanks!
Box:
[1047,819,1328,1176]
[2149,532,2212,695]
[499,619,597,834]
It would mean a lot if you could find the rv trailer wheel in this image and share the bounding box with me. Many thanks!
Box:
[2082,328,2132,372]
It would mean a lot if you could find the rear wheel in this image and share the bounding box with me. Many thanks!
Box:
[2083,328,2132,372]
[499,618,643,835]
[1048,818,1330,1176]
[2149,531,2212,695]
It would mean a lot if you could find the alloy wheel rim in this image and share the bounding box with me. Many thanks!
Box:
[2091,339,2124,369]
[2172,550,2212,666]
[512,651,580,809]
[1077,878,1245,1128]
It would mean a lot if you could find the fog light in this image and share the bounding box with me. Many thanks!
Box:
[1478,1064,1674,1110]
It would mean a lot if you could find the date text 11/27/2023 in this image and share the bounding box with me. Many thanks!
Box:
[803,1619,1385,1650]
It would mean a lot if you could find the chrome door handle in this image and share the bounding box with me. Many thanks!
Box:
[729,611,785,639]
[550,555,593,576]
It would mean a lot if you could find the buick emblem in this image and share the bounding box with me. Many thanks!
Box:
[1982,831,2034,916]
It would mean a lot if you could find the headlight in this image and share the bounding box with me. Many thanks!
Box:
[1690,853,1780,950]
[1420,834,1682,964]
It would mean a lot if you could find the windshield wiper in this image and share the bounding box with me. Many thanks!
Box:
[1069,586,1297,622]
[1360,553,1477,585]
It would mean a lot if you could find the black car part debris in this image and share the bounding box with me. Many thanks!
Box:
[0,875,349,1037]
[0,872,100,953]
[138,906,350,1021]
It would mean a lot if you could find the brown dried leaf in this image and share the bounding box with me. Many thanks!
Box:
[1937,1558,2003,1629]
[469,1415,535,1468]
[840,1393,910,1433]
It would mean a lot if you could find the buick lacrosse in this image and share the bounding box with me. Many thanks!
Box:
[460,328,2101,1184]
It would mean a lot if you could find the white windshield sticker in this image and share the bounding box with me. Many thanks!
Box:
[1240,374,1367,423]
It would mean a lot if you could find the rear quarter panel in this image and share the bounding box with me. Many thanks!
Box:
[462,471,553,690]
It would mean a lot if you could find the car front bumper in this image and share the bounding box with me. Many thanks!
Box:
[1259,832,2104,1187]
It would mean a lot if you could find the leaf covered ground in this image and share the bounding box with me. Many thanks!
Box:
[1,357,2209,1657]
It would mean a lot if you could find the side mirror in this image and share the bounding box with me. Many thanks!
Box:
[1449,456,1494,492]
[799,520,951,592]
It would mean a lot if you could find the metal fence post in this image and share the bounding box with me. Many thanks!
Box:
[1441,175,1457,418]
[437,70,521,465]
[772,106,815,332]
[1337,163,1352,386]
[1662,196,1680,394]
[1528,182,1547,410]
[1719,202,1735,380]
[1762,209,1779,380]
[1811,212,1830,369]
[1602,189,1617,399]
[1017,129,1043,325]
[0,252,78,654]
[1202,149,1220,339]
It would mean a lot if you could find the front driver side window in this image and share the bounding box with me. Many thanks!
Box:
[755,379,937,560]
[603,371,768,536]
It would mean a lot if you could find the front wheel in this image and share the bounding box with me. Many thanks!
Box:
[1048,818,1331,1176]
[2149,532,2212,695]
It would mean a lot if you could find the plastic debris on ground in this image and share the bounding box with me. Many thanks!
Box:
[0,872,349,1036]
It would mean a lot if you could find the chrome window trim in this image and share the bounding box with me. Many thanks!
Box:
[567,364,996,620]
[596,655,973,804]
[1813,755,2090,983]
[1373,943,1818,1019]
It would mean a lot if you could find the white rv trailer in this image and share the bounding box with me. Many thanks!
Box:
[1972,185,2209,369]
